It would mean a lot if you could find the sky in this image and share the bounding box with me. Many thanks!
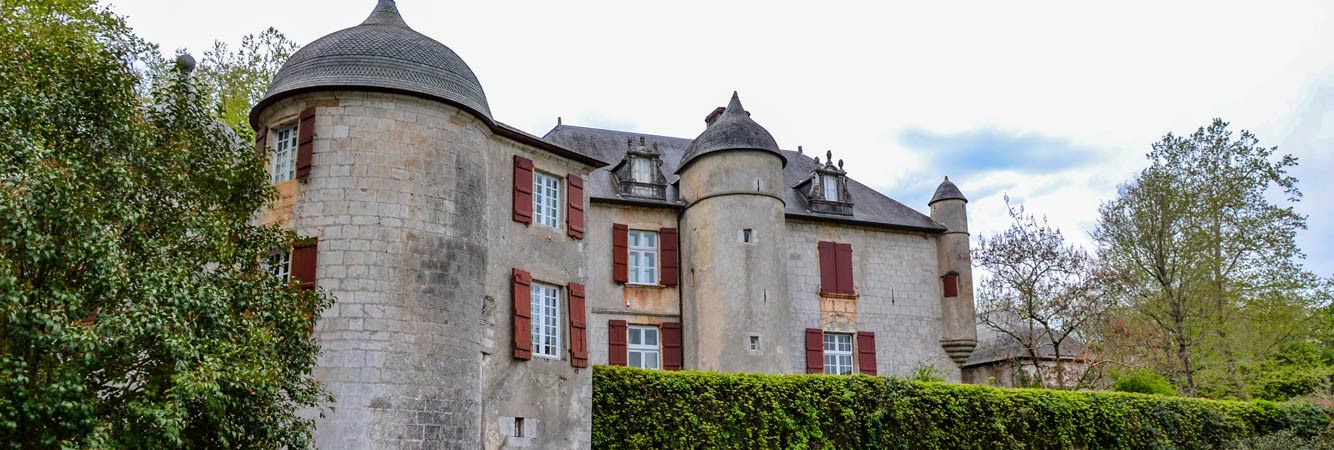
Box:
[109,0,1334,277]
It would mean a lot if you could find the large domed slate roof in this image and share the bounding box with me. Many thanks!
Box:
[677,92,785,173]
[930,176,968,205]
[250,0,490,126]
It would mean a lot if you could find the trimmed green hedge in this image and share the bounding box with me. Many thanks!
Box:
[593,366,1330,449]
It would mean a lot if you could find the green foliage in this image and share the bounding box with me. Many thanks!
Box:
[1094,118,1327,399]
[593,366,1331,450]
[0,0,331,448]
[910,363,946,382]
[1113,370,1179,396]
[195,27,299,141]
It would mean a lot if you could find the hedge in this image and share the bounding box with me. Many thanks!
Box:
[593,366,1330,449]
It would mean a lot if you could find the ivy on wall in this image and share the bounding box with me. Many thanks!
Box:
[593,366,1330,450]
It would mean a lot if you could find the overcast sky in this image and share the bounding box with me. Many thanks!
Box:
[108,0,1334,277]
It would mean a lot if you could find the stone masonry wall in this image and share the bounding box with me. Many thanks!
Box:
[784,220,960,380]
[256,91,491,450]
[479,132,597,449]
[584,203,681,367]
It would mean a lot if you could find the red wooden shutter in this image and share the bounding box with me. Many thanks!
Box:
[291,238,318,290]
[818,241,836,294]
[567,175,585,239]
[662,322,683,370]
[512,156,534,224]
[659,228,679,286]
[857,331,877,375]
[943,273,959,298]
[835,243,854,294]
[254,127,268,159]
[568,282,588,368]
[608,320,628,366]
[295,107,315,181]
[612,223,629,283]
[805,328,825,374]
[512,269,532,360]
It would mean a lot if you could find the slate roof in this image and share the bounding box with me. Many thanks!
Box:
[678,92,785,173]
[251,0,491,127]
[930,176,968,205]
[542,124,946,233]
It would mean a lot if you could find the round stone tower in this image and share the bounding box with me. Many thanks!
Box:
[250,1,492,448]
[930,177,978,366]
[676,92,791,373]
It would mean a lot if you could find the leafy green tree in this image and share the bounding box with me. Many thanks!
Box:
[0,1,330,448]
[195,27,299,141]
[1094,118,1324,398]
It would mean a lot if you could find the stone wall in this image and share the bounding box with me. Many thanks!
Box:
[584,203,681,367]
[479,129,598,449]
[784,220,960,380]
[256,91,491,450]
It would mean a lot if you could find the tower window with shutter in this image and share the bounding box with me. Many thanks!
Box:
[530,282,561,359]
[533,172,562,228]
[270,122,298,183]
[628,230,658,285]
[265,250,290,280]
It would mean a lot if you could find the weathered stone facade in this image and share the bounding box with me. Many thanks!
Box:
[250,1,980,448]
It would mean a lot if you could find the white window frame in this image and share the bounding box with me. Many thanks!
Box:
[270,122,298,183]
[266,250,290,281]
[627,230,658,285]
[628,325,660,370]
[533,172,562,228]
[823,333,854,375]
[530,282,561,359]
[823,175,839,201]
[631,157,654,183]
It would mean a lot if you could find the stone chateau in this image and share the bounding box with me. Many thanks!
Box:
[251,1,980,448]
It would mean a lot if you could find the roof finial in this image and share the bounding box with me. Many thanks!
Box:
[826,150,832,164]
[362,0,408,27]
[557,116,562,126]
[798,145,804,154]
[814,156,821,165]
[838,159,844,170]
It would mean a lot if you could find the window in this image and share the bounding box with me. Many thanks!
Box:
[631,157,653,183]
[823,175,839,201]
[533,172,561,228]
[749,335,760,351]
[628,230,658,285]
[741,229,753,243]
[530,282,561,358]
[266,251,290,280]
[270,123,298,183]
[628,325,660,369]
[823,333,853,375]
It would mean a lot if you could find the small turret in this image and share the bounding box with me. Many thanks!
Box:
[677,92,791,374]
[930,177,977,366]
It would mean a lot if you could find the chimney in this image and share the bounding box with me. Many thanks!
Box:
[704,106,726,126]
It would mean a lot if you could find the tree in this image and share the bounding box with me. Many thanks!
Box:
[1094,118,1321,398]
[0,1,331,448]
[973,198,1121,389]
[194,27,299,140]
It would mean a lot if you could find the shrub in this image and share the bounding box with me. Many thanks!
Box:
[1113,369,1179,396]
[593,366,1330,450]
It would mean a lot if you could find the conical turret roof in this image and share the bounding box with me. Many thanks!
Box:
[677,92,784,172]
[929,176,968,205]
[250,0,490,127]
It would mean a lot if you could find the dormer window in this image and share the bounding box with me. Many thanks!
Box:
[613,137,668,200]
[803,150,854,215]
